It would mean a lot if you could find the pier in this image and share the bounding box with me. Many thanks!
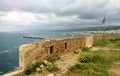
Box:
[23,35,55,41]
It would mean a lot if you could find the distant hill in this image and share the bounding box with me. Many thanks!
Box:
[80,25,120,31]
[20,25,120,33]
[52,25,120,32]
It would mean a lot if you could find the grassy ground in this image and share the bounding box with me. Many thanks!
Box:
[64,39,120,76]
[25,57,60,75]
[25,39,120,76]
[93,39,120,49]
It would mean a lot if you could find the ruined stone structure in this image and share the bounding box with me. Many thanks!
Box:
[19,36,91,69]
[3,34,120,76]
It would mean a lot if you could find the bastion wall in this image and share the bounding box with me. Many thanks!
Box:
[19,34,120,69]
[3,34,120,76]
[19,36,91,69]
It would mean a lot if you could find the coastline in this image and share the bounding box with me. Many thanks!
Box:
[3,34,120,76]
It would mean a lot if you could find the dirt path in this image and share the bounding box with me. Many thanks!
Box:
[33,52,79,76]
[108,61,120,76]
[91,47,120,51]
[54,52,79,75]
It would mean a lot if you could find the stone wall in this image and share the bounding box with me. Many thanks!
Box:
[3,34,120,76]
[19,34,120,70]
[3,69,24,76]
[19,36,89,69]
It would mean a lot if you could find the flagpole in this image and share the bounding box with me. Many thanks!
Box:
[102,16,106,35]
[104,22,105,35]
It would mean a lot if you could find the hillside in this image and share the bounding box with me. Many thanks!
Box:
[51,25,120,32]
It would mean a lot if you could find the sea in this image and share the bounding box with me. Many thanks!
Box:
[0,31,86,75]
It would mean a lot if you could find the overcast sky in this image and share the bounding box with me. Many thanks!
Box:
[0,0,120,32]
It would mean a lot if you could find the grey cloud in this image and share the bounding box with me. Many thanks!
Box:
[0,0,120,31]
[0,0,74,13]
[0,0,118,18]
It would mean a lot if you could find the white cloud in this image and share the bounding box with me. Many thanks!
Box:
[0,0,120,31]
[0,11,37,25]
[35,13,79,23]
[0,11,81,31]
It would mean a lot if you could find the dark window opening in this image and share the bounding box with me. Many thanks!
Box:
[50,46,54,54]
[65,42,67,49]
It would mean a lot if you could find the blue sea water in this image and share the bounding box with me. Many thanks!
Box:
[0,31,85,75]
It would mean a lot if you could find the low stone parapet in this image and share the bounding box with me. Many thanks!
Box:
[3,69,24,76]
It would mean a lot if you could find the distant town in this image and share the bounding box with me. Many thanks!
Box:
[82,29,120,35]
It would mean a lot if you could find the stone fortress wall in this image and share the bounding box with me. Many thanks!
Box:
[3,34,120,76]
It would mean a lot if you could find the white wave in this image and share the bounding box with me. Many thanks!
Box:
[14,46,18,48]
[0,71,3,74]
[0,50,9,53]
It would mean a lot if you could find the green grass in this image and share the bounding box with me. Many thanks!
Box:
[93,39,120,49]
[93,39,109,47]
[25,62,42,75]
[25,57,60,75]
[82,47,91,52]
[78,52,103,63]
[107,39,120,49]
[45,62,58,72]
[65,39,120,76]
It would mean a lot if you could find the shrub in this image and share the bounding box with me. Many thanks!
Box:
[110,39,118,42]
[68,65,77,71]
[25,61,59,75]
[75,63,88,69]
[78,52,102,63]
[46,63,58,72]
[25,69,32,75]
[68,63,96,72]
[82,47,90,52]
[25,62,42,75]
[43,61,59,72]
